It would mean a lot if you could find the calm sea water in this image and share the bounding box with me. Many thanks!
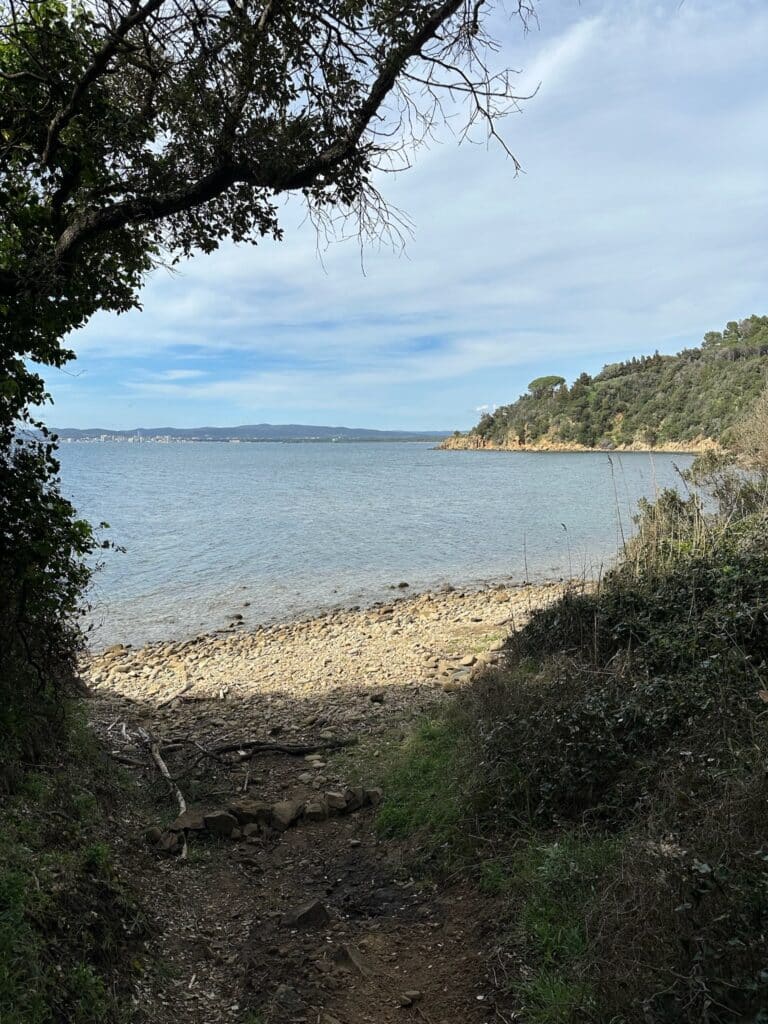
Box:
[57,442,692,648]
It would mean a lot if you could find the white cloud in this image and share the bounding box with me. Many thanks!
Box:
[50,0,768,430]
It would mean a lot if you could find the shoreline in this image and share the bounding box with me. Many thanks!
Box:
[84,572,571,653]
[438,435,715,455]
[81,580,567,706]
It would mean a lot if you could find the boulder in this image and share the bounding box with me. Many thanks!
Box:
[324,790,348,813]
[271,800,303,831]
[169,809,205,832]
[344,786,365,812]
[228,798,272,825]
[145,826,163,846]
[304,800,329,822]
[203,811,238,836]
[284,899,330,929]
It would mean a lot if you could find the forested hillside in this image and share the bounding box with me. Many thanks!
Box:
[458,316,768,450]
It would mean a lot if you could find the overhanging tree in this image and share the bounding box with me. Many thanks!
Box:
[0,0,534,769]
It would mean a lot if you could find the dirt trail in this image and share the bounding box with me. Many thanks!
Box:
[87,584,560,1023]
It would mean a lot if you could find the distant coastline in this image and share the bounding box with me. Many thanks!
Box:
[53,422,450,444]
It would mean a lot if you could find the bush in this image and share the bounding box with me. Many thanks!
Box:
[0,426,98,787]
[381,430,768,1021]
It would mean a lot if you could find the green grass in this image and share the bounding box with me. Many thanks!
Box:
[375,718,472,861]
[0,711,147,1024]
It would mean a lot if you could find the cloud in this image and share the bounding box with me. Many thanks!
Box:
[48,0,768,430]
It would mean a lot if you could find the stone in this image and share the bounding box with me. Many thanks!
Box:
[442,680,460,693]
[344,786,365,812]
[364,787,384,807]
[284,899,330,929]
[169,809,205,832]
[404,990,423,1002]
[157,830,181,854]
[242,823,262,837]
[270,800,303,831]
[298,772,314,784]
[203,811,238,836]
[460,654,477,666]
[324,790,348,813]
[145,826,163,846]
[228,798,272,825]
[304,799,329,821]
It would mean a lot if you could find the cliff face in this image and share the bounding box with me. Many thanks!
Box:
[439,432,719,454]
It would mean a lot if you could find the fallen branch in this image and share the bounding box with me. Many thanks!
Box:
[211,736,358,758]
[138,728,188,859]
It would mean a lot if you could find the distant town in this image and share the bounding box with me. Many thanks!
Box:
[53,424,451,444]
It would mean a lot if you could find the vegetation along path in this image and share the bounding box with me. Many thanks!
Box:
[84,583,561,1024]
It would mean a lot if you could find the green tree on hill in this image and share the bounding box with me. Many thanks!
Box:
[467,316,768,449]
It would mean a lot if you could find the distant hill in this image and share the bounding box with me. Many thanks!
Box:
[444,315,768,452]
[54,423,450,442]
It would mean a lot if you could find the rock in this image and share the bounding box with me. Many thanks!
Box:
[271,800,303,831]
[228,798,272,825]
[364,787,384,807]
[344,786,365,812]
[169,809,206,832]
[304,799,329,822]
[145,826,163,846]
[460,654,477,666]
[369,691,385,704]
[156,830,181,854]
[324,790,348,813]
[298,772,314,784]
[203,811,238,836]
[397,581,410,589]
[242,823,262,837]
[442,680,460,693]
[284,899,330,929]
[404,990,423,1002]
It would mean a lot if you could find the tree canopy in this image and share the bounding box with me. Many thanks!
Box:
[1,0,532,367]
[473,316,768,448]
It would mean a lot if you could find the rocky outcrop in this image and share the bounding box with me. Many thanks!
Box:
[439,432,718,454]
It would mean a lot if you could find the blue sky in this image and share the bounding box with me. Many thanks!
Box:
[45,0,768,431]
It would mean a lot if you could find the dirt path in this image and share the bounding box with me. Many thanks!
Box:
[87,584,560,1023]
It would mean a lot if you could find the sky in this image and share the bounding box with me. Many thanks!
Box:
[45,0,768,431]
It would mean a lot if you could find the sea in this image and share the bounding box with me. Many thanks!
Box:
[56,441,693,648]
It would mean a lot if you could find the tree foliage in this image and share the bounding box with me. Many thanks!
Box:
[473,316,768,448]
